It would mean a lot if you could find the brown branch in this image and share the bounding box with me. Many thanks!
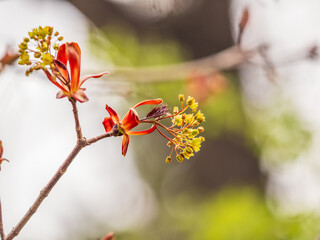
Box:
[91,46,253,83]
[4,99,118,240]
[86,132,118,146]
[5,143,83,240]
[5,128,118,240]
[0,200,5,240]
[69,98,83,141]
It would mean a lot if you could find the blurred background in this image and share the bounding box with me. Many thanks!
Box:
[1,0,320,239]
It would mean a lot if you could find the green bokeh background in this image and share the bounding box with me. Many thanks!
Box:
[84,26,316,240]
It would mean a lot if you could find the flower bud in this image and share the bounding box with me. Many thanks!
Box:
[174,116,182,126]
[20,52,29,62]
[195,111,205,122]
[41,53,53,65]
[186,96,195,106]
[182,128,189,134]
[28,31,35,39]
[183,148,194,159]
[38,27,46,39]
[58,36,64,41]
[176,155,184,163]
[47,26,53,35]
[166,156,172,163]
[191,129,199,136]
[178,94,185,101]
[53,43,59,51]
[42,42,48,52]
[19,43,27,51]
[197,116,204,123]
[34,52,41,58]
[185,147,193,154]
[192,120,199,126]
[190,103,198,112]
[197,126,204,132]
[54,31,59,36]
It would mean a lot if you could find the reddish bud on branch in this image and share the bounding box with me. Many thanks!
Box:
[0,140,9,171]
[101,232,115,240]
[237,7,250,45]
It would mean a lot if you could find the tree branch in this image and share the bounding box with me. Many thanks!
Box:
[69,98,83,141]
[93,46,253,83]
[5,143,83,240]
[0,199,5,240]
[86,131,118,146]
[4,99,118,240]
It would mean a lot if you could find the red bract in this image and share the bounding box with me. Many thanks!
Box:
[103,99,163,156]
[44,42,109,103]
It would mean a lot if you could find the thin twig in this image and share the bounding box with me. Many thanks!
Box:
[86,131,118,146]
[4,101,118,240]
[5,143,83,240]
[0,199,5,240]
[91,46,252,83]
[69,98,83,141]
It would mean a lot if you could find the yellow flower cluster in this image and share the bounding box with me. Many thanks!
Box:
[164,94,205,163]
[18,26,63,76]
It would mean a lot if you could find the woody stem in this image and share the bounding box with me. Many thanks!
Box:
[70,98,83,141]
[0,200,5,240]
[4,101,118,240]
[86,132,117,145]
[4,143,83,240]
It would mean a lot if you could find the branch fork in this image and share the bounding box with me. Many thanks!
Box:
[1,98,117,240]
